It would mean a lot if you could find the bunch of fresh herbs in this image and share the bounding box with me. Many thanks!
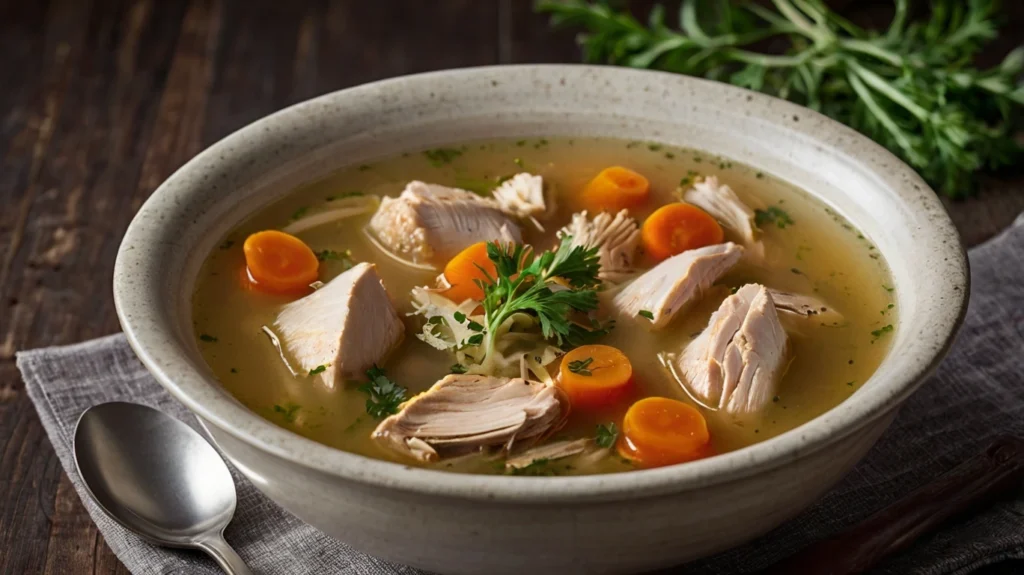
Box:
[537,0,1024,197]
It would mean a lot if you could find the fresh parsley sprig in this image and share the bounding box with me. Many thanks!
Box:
[358,366,408,419]
[538,0,1024,197]
[477,237,610,364]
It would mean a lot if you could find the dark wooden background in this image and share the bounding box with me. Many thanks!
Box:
[2,1,1023,573]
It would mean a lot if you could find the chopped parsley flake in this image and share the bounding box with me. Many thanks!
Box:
[199,334,218,343]
[450,363,467,374]
[315,249,354,267]
[755,206,794,229]
[291,206,310,221]
[466,320,484,332]
[567,357,594,376]
[308,364,327,376]
[423,148,462,167]
[870,324,894,342]
[219,239,234,250]
[638,310,655,321]
[273,402,302,423]
[883,284,895,293]
[595,422,619,448]
[453,311,467,323]
[647,143,662,151]
[358,366,408,419]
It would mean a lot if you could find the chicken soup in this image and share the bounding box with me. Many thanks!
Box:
[192,137,896,476]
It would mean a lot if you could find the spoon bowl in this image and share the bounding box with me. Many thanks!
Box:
[74,402,251,574]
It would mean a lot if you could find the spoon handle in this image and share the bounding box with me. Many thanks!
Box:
[196,533,254,575]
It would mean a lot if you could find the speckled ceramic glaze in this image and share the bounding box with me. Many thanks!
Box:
[113,65,968,575]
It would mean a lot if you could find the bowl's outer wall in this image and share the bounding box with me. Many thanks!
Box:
[114,66,967,572]
[204,410,896,575]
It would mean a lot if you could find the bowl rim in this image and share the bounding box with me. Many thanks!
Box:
[114,64,968,503]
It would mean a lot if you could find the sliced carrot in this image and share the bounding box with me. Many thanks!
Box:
[581,166,650,213]
[441,241,497,303]
[617,397,711,468]
[641,203,724,262]
[242,230,319,294]
[558,344,634,410]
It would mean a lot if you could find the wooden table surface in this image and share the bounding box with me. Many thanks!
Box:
[2,1,1023,573]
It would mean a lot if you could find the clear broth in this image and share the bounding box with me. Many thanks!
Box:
[192,137,896,475]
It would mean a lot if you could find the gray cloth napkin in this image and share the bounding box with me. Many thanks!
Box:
[17,215,1024,575]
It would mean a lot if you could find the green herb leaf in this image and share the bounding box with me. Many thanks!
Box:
[308,364,327,376]
[219,239,234,250]
[273,402,302,423]
[199,334,218,343]
[450,363,467,374]
[595,422,619,448]
[870,324,894,341]
[537,0,1024,197]
[755,206,794,229]
[638,310,655,321]
[291,206,310,221]
[315,249,355,270]
[479,236,609,357]
[424,148,463,167]
[358,366,408,419]
[567,357,594,376]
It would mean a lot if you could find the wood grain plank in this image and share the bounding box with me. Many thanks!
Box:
[0,0,191,572]
[0,0,95,573]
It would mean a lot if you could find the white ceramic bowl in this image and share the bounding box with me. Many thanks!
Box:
[113,65,967,575]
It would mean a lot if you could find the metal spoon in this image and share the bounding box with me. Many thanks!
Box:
[74,402,253,575]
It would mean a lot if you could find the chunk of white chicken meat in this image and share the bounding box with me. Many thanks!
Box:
[366,181,521,266]
[273,263,404,388]
[612,242,743,329]
[372,375,564,462]
[673,284,788,416]
[504,438,590,471]
[491,172,549,221]
[683,176,758,244]
[557,210,640,283]
[767,289,844,325]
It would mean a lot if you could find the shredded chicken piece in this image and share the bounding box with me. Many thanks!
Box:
[675,284,789,416]
[492,173,547,219]
[684,176,758,244]
[612,242,743,329]
[366,181,520,265]
[767,289,844,324]
[273,263,404,387]
[557,210,640,283]
[372,375,565,462]
[505,438,590,470]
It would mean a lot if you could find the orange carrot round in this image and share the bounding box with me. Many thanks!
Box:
[618,397,711,467]
[558,345,634,410]
[641,203,724,262]
[581,166,650,213]
[242,230,319,294]
[442,241,497,303]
